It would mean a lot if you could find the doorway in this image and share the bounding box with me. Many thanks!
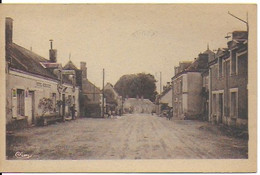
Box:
[219,93,223,123]
[27,91,35,125]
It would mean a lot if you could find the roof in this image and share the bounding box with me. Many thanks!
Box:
[7,43,58,80]
[158,86,172,99]
[203,49,215,62]
[172,49,213,79]
[7,43,72,84]
[64,60,79,70]
[124,98,154,106]
[83,79,101,94]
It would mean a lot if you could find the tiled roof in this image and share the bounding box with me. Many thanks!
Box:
[83,79,101,94]
[7,43,58,80]
[64,60,79,70]
[7,43,72,84]
[184,49,213,72]
[124,98,154,105]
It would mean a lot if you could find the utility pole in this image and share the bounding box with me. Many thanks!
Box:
[228,11,249,71]
[228,11,249,33]
[102,68,105,118]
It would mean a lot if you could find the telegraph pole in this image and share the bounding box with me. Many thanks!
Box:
[228,11,249,33]
[102,68,105,118]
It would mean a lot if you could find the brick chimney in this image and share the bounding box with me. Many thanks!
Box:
[80,62,87,80]
[232,31,248,40]
[49,39,57,63]
[6,17,13,46]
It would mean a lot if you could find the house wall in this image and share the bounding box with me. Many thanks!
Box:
[172,75,183,118]
[123,98,155,114]
[6,69,79,125]
[186,72,203,118]
[173,72,203,119]
[209,50,248,129]
[160,88,172,107]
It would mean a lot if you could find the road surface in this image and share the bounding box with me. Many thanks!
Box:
[6,114,248,160]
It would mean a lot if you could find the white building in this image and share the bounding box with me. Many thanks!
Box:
[5,17,79,129]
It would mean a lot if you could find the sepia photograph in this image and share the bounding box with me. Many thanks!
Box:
[0,3,257,172]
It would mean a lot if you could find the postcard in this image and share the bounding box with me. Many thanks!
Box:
[0,4,257,172]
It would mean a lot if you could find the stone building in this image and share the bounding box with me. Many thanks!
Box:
[63,61,102,117]
[172,49,214,119]
[156,82,173,115]
[123,97,155,114]
[209,31,248,129]
[5,17,80,129]
[104,83,122,115]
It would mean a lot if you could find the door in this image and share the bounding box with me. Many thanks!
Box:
[27,91,35,125]
[219,93,223,123]
[225,61,230,116]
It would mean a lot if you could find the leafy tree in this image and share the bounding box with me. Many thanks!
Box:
[38,97,54,116]
[114,73,158,102]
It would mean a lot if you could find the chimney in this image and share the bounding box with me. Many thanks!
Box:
[49,39,57,63]
[6,17,13,46]
[80,62,87,80]
[232,31,248,40]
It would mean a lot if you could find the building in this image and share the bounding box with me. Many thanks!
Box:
[201,69,209,121]
[209,31,248,129]
[5,17,80,129]
[63,61,102,117]
[123,97,155,114]
[103,83,122,115]
[156,82,173,115]
[172,49,214,120]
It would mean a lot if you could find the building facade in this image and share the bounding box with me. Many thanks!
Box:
[63,61,102,117]
[123,97,155,114]
[209,31,248,129]
[104,83,122,115]
[156,82,173,115]
[5,17,79,129]
[172,50,214,120]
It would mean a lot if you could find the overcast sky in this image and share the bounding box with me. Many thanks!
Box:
[1,4,254,90]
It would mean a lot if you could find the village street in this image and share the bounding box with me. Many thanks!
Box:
[7,114,248,160]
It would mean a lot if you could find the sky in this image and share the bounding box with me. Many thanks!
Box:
[0,4,255,91]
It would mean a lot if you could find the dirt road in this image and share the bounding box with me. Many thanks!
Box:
[6,114,248,160]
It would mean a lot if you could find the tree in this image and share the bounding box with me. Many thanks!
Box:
[38,97,53,117]
[114,73,158,102]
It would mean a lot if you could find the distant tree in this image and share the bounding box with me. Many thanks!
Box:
[114,73,158,102]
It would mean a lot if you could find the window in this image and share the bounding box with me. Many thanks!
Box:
[237,52,248,76]
[219,93,224,117]
[231,51,237,75]
[17,89,25,116]
[52,93,57,112]
[212,94,217,114]
[230,91,237,118]
[218,57,223,77]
